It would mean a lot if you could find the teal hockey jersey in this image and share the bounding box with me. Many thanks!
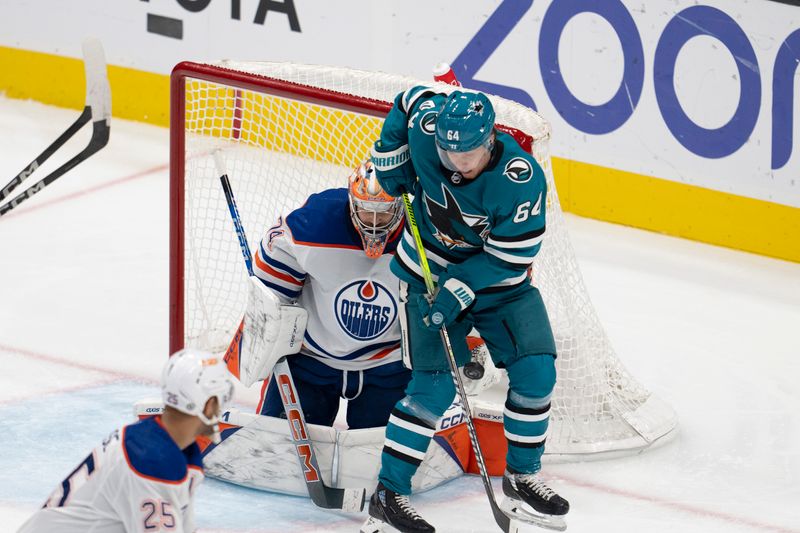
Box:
[374,86,547,293]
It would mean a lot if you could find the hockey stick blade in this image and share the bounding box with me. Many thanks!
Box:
[215,151,365,513]
[82,38,112,125]
[0,38,111,217]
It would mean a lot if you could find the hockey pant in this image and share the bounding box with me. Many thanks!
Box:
[259,354,411,429]
[379,281,557,494]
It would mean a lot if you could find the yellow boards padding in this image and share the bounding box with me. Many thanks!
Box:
[553,157,800,263]
[0,46,169,126]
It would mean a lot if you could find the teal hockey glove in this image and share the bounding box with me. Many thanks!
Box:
[418,276,476,330]
[370,140,416,197]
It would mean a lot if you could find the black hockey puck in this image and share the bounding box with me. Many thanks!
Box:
[463,361,485,380]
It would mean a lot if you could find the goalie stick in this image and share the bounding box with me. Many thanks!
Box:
[215,151,366,513]
[0,38,111,217]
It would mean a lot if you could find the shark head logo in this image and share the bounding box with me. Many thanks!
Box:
[503,157,533,184]
[424,185,489,249]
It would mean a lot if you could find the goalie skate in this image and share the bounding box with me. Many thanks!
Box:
[359,482,434,533]
[500,470,569,531]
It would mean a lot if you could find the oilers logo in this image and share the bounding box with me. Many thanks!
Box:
[335,280,397,341]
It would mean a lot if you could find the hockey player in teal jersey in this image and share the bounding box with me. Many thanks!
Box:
[362,87,570,533]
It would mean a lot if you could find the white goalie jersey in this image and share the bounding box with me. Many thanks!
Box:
[18,416,203,533]
[254,188,403,372]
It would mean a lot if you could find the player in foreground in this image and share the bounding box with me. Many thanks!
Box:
[364,87,570,532]
[18,349,234,533]
[255,161,412,429]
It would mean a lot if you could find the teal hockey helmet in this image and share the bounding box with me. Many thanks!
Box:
[435,90,496,153]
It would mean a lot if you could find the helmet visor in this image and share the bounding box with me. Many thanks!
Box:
[436,142,491,174]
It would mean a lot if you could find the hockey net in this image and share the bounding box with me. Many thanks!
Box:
[170,61,677,458]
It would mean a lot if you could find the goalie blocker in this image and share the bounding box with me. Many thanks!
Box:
[223,276,307,386]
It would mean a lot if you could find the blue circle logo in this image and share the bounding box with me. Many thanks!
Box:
[334,280,398,341]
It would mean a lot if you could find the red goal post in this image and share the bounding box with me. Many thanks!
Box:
[169,61,677,458]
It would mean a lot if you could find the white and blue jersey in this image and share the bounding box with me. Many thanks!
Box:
[19,416,203,533]
[254,188,404,372]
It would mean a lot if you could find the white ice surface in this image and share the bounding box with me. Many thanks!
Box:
[0,96,798,533]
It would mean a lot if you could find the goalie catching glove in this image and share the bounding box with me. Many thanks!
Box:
[418,275,475,330]
[224,276,308,387]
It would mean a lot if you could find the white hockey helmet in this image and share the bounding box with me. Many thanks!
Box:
[161,348,234,428]
[348,160,403,259]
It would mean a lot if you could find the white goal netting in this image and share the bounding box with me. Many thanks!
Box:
[171,61,677,457]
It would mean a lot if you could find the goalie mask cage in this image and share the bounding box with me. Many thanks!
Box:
[170,61,677,458]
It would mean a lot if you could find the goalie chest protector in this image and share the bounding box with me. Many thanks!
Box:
[254,188,403,371]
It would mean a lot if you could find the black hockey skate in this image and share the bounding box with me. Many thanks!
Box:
[500,470,569,531]
[360,482,435,533]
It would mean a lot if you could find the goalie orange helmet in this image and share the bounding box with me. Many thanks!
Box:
[348,160,403,259]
